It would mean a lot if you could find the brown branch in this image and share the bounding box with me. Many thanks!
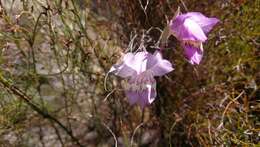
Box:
[0,75,84,147]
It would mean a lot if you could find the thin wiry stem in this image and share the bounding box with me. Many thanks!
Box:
[218,91,245,130]
[50,121,65,147]
[179,0,188,12]
[104,88,116,102]
[169,121,177,147]
[130,122,144,147]
[138,0,150,26]
[102,123,118,147]
[0,75,84,147]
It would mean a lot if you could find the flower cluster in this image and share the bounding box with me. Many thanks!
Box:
[109,11,219,109]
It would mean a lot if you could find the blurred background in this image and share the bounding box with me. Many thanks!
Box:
[0,0,259,146]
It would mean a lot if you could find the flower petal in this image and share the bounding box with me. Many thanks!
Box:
[180,18,207,41]
[170,15,207,42]
[183,44,203,65]
[186,12,219,34]
[109,63,136,78]
[147,51,174,76]
[138,84,157,109]
[125,90,139,105]
[146,51,162,69]
[124,52,148,74]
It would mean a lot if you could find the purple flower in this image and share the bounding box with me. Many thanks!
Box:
[109,51,173,109]
[170,12,219,64]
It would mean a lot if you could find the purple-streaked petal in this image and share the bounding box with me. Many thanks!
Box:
[183,44,203,65]
[109,51,150,78]
[180,18,207,41]
[147,51,174,76]
[185,12,219,34]
[125,90,139,105]
[171,16,207,42]
[138,84,157,109]
[109,63,136,78]
[124,51,148,74]
[150,60,174,76]
[146,51,162,69]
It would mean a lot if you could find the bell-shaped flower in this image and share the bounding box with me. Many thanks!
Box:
[109,51,173,109]
[170,12,219,64]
